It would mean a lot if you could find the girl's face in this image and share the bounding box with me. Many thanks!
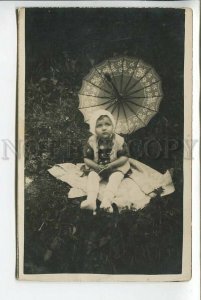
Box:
[95,116,114,138]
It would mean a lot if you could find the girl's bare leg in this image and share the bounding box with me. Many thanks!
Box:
[100,171,124,213]
[80,171,100,212]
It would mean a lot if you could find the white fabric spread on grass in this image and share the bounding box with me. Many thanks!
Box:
[48,158,175,210]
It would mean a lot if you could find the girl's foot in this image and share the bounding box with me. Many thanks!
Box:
[80,199,96,212]
[100,200,113,213]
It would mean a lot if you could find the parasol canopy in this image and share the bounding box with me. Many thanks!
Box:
[78,56,163,134]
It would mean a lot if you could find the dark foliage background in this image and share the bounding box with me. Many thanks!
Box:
[24,8,184,274]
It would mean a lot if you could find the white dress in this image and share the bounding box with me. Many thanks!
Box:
[48,158,175,211]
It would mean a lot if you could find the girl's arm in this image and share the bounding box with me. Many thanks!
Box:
[84,158,101,173]
[107,156,128,170]
[106,141,130,170]
[83,141,101,173]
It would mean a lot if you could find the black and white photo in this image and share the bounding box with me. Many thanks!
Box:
[17,7,192,281]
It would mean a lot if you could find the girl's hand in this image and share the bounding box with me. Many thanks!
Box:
[99,164,107,170]
[84,158,103,174]
[98,165,111,176]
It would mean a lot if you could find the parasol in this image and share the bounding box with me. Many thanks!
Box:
[78,56,163,134]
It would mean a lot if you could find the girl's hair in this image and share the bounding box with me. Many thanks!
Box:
[96,115,112,124]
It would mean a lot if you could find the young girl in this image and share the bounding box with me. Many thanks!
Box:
[49,113,175,213]
[81,109,131,213]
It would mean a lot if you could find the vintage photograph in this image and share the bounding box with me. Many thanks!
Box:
[17,7,192,281]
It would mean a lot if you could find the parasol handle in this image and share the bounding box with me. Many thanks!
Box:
[104,73,121,100]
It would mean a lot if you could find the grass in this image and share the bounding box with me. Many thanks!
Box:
[24,171,183,275]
